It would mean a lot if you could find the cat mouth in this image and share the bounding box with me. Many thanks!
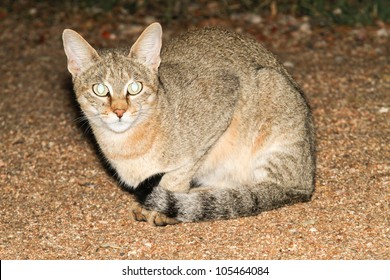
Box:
[106,119,133,133]
[100,104,145,133]
[105,110,142,133]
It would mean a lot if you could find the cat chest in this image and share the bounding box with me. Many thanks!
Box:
[96,122,163,187]
[109,156,163,187]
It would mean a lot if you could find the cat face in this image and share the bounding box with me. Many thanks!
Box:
[63,23,162,134]
[74,54,158,133]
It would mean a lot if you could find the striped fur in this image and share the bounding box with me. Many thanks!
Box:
[139,183,312,222]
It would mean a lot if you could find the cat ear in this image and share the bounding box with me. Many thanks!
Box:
[129,23,162,71]
[62,29,100,76]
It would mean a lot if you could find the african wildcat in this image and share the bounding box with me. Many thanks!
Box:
[62,23,315,226]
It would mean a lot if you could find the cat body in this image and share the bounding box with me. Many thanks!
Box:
[63,23,315,225]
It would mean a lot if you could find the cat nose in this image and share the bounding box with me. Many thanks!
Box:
[114,109,126,118]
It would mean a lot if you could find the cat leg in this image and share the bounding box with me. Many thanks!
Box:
[130,201,180,226]
[159,174,191,192]
[159,163,201,192]
[129,173,181,226]
[159,171,192,193]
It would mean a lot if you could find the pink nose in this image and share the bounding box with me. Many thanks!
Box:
[114,109,125,118]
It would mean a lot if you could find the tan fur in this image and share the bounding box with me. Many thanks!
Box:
[204,115,241,167]
[63,23,315,225]
[252,122,271,154]
[104,117,158,160]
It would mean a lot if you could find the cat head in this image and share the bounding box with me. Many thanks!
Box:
[62,23,162,133]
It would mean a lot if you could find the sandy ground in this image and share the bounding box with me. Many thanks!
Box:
[0,5,389,259]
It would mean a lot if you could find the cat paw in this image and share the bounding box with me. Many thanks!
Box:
[130,203,180,226]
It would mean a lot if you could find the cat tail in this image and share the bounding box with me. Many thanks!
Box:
[132,174,313,222]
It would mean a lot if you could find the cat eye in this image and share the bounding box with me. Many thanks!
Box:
[92,83,110,97]
[127,81,143,96]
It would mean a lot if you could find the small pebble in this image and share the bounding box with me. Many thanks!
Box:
[378,107,389,114]
[309,227,318,233]
[283,61,295,68]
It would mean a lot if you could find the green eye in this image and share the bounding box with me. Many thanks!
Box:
[92,83,109,97]
[127,81,143,96]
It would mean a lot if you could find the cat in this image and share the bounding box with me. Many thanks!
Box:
[62,22,315,226]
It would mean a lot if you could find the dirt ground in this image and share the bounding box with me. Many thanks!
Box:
[0,3,389,259]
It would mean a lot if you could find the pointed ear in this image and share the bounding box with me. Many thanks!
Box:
[62,29,99,76]
[129,23,162,71]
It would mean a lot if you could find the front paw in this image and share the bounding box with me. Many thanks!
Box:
[130,202,180,226]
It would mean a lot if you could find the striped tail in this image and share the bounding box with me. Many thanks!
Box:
[132,173,313,222]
